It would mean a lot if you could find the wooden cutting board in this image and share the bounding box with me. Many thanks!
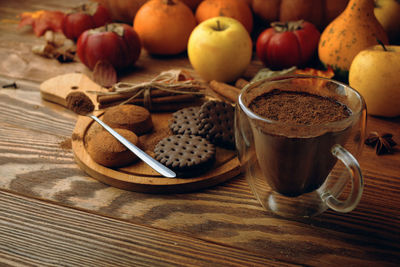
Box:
[40,73,241,193]
[71,111,241,193]
[40,73,107,109]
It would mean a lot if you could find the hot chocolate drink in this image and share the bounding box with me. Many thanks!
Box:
[248,89,352,197]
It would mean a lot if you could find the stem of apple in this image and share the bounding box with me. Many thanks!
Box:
[216,20,221,31]
[377,38,388,51]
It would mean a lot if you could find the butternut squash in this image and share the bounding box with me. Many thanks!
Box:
[318,0,388,76]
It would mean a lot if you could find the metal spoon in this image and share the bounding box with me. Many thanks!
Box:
[67,91,176,178]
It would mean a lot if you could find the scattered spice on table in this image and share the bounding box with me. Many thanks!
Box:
[59,138,72,150]
[2,82,18,89]
[364,131,397,155]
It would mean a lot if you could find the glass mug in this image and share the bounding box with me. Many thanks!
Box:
[235,75,366,218]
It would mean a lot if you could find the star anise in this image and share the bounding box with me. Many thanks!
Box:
[364,131,397,155]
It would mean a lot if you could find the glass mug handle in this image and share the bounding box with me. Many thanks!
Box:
[321,144,364,213]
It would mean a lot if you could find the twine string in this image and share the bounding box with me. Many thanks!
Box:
[87,69,207,109]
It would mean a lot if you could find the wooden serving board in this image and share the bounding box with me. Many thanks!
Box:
[71,110,241,193]
[41,72,241,193]
[40,73,107,109]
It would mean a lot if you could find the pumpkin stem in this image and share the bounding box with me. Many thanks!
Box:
[101,23,124,37]
[271,20,304,32]
[377,39,387,51]
[164,0,175,5]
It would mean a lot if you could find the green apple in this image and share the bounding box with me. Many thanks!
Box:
[374,0,400,44]
[349,44,400,117]
[187,16,252,83]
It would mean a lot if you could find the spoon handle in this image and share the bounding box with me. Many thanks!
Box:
[89,115,176,178]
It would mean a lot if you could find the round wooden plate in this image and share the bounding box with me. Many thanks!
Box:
[71,110,241,193]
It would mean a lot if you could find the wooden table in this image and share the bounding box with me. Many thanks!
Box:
[1,1,399,266]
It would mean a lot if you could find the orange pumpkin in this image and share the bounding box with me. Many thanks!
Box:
[251,0,349,30]
[133,0,197,55]
[92,0,202,22]
[195,0,253,33]
[92,0,148,23]
[179,0,203,10]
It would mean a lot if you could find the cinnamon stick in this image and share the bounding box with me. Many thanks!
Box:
[138,94,197,104]
[235,78,249,89]
[97,89,173,104]
[98,94,199,110]
[209,80,241,103]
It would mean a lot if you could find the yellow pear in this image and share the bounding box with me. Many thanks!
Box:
[319,0,389,78]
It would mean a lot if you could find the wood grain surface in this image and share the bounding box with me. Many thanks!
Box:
[0,190,287,267]
[1,55,399,267]
[1,1,400,266]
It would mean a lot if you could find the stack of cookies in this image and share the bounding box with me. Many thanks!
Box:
[154,100,235,177]
[86,105,153,168]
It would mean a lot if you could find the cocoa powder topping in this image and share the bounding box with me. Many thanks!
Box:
[249,89,351,125]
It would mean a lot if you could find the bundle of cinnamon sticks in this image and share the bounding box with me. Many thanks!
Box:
[93,69,207,111]
[97,89,203,111]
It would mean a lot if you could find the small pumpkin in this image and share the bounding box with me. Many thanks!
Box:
[256,20,321,69]
[195,0,253,33]
[92,0,148,23]
[133,0,197,55]
[318,0,389,76]
[251,0,349,30]
[179,0,203,10]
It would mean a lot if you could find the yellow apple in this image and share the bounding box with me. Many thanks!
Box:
[187,16,252,83]
[374,0,400,44]
[349,44,400,117]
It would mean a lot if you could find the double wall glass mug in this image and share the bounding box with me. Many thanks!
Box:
[235,75,367,218]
